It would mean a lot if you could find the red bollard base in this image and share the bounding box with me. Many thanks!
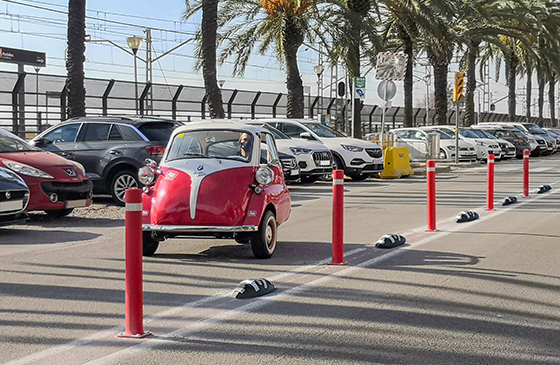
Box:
[425,229,439,232]
[328,261,348,266]
[118,330,152,339]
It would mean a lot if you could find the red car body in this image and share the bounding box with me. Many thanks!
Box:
[140,122,291,259]
[0,129,93,216]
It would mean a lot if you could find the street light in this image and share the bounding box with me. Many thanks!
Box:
[127,36,143,114]
[313,64,325,117]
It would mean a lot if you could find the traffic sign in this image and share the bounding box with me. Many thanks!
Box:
[354,77,366,99]
[0,46,46,67]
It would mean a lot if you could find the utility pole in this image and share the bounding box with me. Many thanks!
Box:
[145,28,153,114]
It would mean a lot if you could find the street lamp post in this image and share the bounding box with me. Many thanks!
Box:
[313,65,325,119]
[127,36,143,114]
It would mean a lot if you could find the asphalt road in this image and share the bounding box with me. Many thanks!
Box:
[1,155,560,364]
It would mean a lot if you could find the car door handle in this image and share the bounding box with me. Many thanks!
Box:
[109,150,122,155]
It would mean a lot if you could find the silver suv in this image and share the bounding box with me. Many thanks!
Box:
[31,116,179,205]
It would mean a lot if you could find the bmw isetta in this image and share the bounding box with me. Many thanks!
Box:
[139,122,291,259]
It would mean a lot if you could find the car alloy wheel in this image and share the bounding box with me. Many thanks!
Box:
[251,210,277,259]
[142,231,160,256]
[439,148,448,160]
[110,169,140,205]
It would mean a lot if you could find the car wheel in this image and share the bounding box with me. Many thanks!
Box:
[439,148,448,160]
[142,231,160,256]
[110,170,140,206]
[251,210,277,259]
[44,208,74,218]
[322,155,344,181]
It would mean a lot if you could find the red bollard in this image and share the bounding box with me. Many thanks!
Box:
[331,170,347,265]
[523,149,530,198]
[118,188,151,338]
[486,154,495,211]
[426,160,437,232]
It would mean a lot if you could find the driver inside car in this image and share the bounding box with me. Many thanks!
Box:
[238,132,252,159]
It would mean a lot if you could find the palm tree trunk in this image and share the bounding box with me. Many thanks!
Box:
[538,76,545,125]
[284,19,304,119]
[525,61,532,122]
[66,0,86,118]
[201,0,225,119]
[548,77,556,128]
[427,47,449,126]
[399,25,413,128]
[464,40,479,126]
[507,54,518,122]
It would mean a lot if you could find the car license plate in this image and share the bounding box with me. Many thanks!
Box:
[0,200,23,212]
[318,160,330,166]
[290,169,298,176]
[66,199,87,208]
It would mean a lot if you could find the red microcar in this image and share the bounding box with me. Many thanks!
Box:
[139,122,291,259]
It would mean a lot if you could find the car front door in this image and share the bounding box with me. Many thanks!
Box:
[36,122,82,159]
[73,123,124,181]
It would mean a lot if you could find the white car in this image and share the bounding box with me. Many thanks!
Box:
[391,127,477,162]
[470,128,515,160]
[247,122,333,183]
[259,119,383,180]
[426,126,501,161]
[479,122,549,156]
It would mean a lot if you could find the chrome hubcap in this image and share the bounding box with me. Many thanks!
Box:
[115,175,138,202]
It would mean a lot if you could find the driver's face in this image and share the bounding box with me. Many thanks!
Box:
[239,133,251,157]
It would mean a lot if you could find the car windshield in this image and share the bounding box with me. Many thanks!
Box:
[166,129,254,163]
[523,123,547,135]
[302,122,347,138]
[478,130,497,139]
[252,124,289,140]
[424,129,453,139]
[459,129,479,138]
[138,122,176,141]
[469,129,496,139]
[0,129,37,152]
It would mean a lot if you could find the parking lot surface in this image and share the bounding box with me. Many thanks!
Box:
[1,155,560,364]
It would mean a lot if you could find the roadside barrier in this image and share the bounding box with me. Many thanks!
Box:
[523,149,530,197]
[487,154,495,211]
[375,234,406,248]
[502,196,518,206]
[331,170,347,265]
[455,211,479,223]
[379,147,414,179]
[118,188,151,339]
[426,160,437,231]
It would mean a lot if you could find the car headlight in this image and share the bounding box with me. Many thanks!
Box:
[289,147,313,155]
[341,144,364,152]
[255,166,274,186]
[446,146,456,150]
[2,160,54,179]
[69,160,86,176]
[138,166,156,186]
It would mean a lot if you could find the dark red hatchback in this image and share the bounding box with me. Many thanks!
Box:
[0,128,93,217]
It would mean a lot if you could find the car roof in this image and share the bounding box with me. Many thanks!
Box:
[173,120,268,136]
[62,115,177,126]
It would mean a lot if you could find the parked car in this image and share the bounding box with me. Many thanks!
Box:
[31,116,179,205]
[140,122,291,259]
[1,128,93,217]
[427,126,501,161]
[479,122,550,156]
[469,128,516,160]
[0,167,30,226]
[260,119,382,180]
[477,126,531,159]
[278,152,301,183]
[392,127,477,161]
[248,122,332,183]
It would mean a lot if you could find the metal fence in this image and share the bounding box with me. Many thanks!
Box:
[0,70,555,138]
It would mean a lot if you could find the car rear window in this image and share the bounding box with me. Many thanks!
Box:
[137,122,175,141]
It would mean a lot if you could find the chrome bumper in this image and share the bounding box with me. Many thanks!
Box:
[143,224,258,233]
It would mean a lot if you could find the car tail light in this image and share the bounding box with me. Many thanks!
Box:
[145,146,166,157]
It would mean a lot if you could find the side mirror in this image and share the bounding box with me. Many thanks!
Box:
[300,132,314,140]
[32,138,46,148]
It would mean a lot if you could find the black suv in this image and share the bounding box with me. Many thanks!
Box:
[31,116,179,205]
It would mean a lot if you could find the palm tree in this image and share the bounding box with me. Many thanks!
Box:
[184,0,225,119]
[194,0,326,119]
[66,0,86,118]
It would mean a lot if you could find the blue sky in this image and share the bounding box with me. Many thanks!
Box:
[0,0,536,116]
